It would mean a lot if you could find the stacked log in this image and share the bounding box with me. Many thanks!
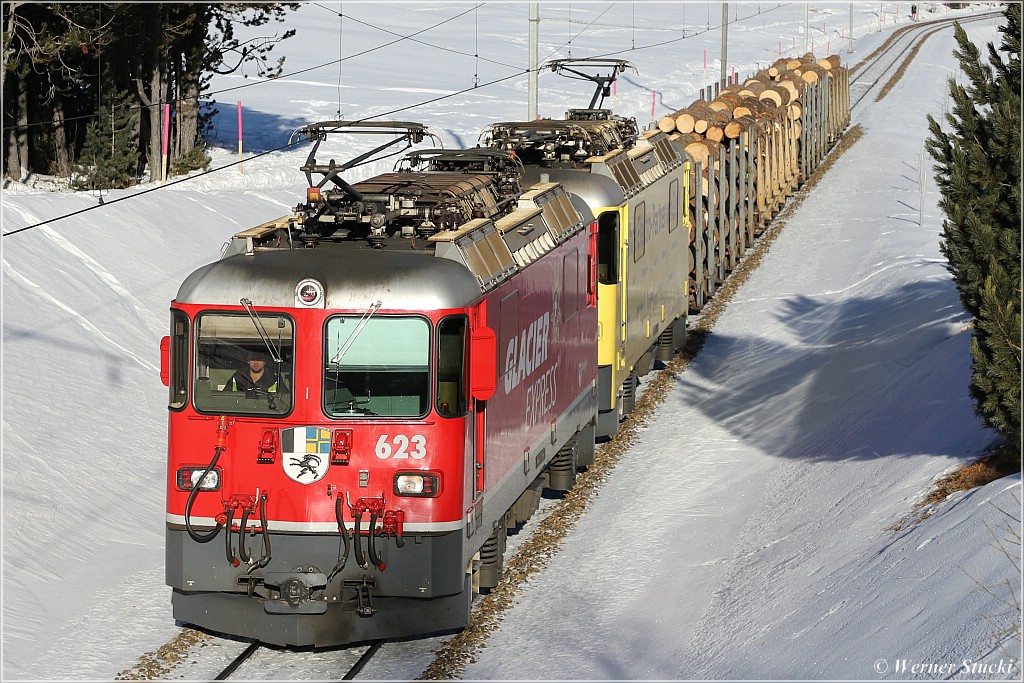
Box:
[678,53,850,312]
[660,53,848,177]
[659,53,849,311]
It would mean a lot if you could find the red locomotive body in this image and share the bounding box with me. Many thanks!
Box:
[162,143,598,645]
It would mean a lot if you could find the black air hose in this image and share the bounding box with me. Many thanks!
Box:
[237,508,252,563]
[328,497,351,582]
[247,492,272,573]
[224,506,239,566]
[184,446,224,543]
[353,510,367,569]
[367,511,385,571]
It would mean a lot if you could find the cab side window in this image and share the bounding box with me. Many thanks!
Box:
[436,316,468,417]
[632,201,646,262]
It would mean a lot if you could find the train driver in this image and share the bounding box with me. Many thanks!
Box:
[224,350,280,393]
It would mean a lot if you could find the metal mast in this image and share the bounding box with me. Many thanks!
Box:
[529,3,539,120]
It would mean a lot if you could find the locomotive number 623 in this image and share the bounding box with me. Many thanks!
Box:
[375,434,427,459]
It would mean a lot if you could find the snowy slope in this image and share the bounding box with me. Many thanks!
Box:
[2,3,1018,680]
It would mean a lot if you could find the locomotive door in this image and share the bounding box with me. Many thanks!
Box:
[469,300,499,502]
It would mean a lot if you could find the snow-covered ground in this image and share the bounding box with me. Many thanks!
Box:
[2,2,1019,680]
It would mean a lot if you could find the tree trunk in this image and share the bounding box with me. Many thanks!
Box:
[134,4,167,183]
[137,62,168,182]
[51,95,72,177]
[151,65,166,182]
[176,71,201,162]
[6,73,30,182]
[1,2,25,96]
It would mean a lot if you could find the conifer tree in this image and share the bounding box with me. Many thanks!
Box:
[3,3,298,182]
[926,4,1021,456]
[74,86,138,190]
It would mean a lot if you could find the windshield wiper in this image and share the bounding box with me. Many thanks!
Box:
[331,300,382,365]
[240,298,283,363]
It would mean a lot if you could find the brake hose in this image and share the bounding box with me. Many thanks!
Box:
[224,506,239,566]
[328,497,352,582]
[238,508,252,563]
[367,511,385,571]
[353,510,367,569]
[184,446,224,543]
[247,492,272,573]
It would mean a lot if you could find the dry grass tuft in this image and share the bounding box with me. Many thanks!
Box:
[919,445,1022,510]
[115,628,211,680]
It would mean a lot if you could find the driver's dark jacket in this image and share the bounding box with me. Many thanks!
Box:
[225,370,279,392]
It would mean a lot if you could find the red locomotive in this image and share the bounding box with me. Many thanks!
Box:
[161,122,598,646]
[162,51,852,647]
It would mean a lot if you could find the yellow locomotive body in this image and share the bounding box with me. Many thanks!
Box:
[589,131,690,435]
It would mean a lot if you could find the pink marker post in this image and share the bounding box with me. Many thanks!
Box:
[161,103,170,186]
[237,101,243,173]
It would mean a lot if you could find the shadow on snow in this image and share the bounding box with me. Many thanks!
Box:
[674,278,985,462]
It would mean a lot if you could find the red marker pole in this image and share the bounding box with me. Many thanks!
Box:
[651,91,656,119]
[237,101,243,173]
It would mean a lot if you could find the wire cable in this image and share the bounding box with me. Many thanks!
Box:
[3,3,488,135]
[2,141,301,237]
[5,3,793,237]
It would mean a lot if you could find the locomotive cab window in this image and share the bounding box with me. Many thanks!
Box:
[668,179,680,233]
[563,250,579,322]
[192,313,294,417]
[597,211,619,284]
[169,310,189,410]
[436,316,468,418]
[632,201,646,262]
[324,316,430,418]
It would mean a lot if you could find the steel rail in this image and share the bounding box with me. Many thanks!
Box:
[849,12,1002,112]
[341,640,386,680]
[214,641,262,680]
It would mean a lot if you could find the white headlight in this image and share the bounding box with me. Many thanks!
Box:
[177,467,221,491]
[395,474,425,494]
[191,469,220,490]
[394,472,440,497]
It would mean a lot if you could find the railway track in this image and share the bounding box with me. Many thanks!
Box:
[214,639,384,680]
[214,641,261,680]
[849,10,1001,111]
[418,8,1007,679]
[120,10,1003,682]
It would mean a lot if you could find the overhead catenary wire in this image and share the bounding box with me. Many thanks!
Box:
[4,3,785,137]
[2,142,301,237]
[315,3,521,72]
[3,3,489,136]
[6,3,790,238]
